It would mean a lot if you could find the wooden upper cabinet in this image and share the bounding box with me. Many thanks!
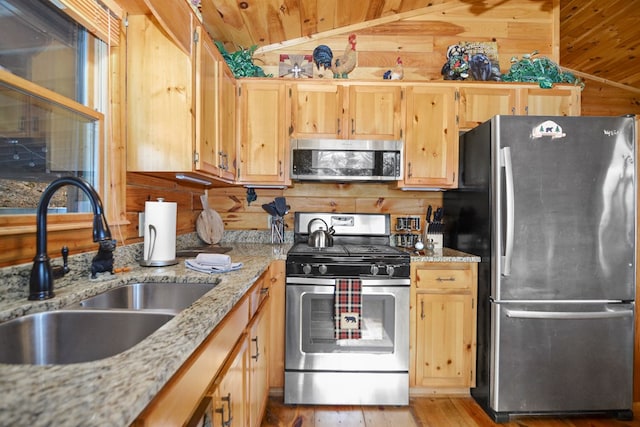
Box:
[218,67,237,182]
[400,85,458,189]
[458,83,581,129]
[126,14,194,173]
[523,85,581,116]
[193,27,219,177]
[458,84,517,129]
[194,28,236,182]
[237,80,289,185]
[347,84,402,139]
[289,83,343,138]
[288,82,402,140]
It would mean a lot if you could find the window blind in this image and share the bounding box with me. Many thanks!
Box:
[52,0,122,46]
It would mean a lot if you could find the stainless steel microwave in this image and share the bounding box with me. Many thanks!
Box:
[290,139,403,181]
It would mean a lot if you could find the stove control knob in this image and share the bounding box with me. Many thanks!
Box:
[370,264,380,276]
[318,264,328,275]
[302,264,312,275]
[387,265,395,277]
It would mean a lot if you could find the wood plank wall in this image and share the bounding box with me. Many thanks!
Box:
[125,173,443,244]
[254,0,556,82]
[579,76,640,117]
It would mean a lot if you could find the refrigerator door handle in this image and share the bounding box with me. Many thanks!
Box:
[504,307,634,320]
[501,147,515,276]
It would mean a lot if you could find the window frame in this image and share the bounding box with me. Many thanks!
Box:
[0,0,125,267]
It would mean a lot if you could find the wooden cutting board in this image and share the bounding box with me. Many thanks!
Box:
[196,193,224,244]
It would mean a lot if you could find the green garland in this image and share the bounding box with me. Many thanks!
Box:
[501,51,583,89]
[214,41,272,78]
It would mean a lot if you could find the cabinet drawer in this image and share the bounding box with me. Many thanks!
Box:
[248,274,270,319]
[414,265,473,290]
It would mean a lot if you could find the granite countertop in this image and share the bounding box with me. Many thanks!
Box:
[408,247,481,263]
[0,240,478,426]
[0,242,289,426]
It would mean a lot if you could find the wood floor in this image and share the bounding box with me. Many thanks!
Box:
[261,396,640,427]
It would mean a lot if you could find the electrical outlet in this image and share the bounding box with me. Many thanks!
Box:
[267,214,272,229]
[138,212,145,237]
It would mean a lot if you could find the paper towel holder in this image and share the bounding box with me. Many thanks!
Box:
[140,198,179,267]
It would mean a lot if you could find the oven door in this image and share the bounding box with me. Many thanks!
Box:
[285,277,409,372]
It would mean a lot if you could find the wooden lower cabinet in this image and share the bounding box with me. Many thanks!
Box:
[210,336,248,427]
[248,298,270,426]
[268,260,285,389]
[133,264,274,427]
[410,262,478,393]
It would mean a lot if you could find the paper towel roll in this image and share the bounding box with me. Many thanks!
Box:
[142,198,178,266]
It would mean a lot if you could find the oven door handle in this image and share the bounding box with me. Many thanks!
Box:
[286,277,409,286]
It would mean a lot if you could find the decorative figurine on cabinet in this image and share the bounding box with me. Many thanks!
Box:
[331,34,357,78]
[312,44,333,78]
[441,44,470,80]
[383,57,404,80]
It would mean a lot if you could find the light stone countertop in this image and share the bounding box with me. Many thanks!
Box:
[0,241,478,426]
[408,247,481,263]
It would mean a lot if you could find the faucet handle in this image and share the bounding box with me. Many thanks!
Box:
[61,246,70,274]
[52,246,70,279]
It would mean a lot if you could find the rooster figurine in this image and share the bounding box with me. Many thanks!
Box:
[383,57,404,80]
[312,45,333,78]
[331,34,357,79]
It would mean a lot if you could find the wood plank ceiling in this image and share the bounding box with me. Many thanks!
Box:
[199,0,640,91]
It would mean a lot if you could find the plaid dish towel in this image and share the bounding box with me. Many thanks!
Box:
[334,278,362,339]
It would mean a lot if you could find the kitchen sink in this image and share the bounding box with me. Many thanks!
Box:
[0,310,174,365]
[70,281,219,313]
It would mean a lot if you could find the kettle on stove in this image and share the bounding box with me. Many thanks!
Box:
[307,218,335,248]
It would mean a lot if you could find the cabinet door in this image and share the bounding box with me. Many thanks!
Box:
[401,85,457,188]
[212,337,247,427]
[194,27,220,176]
[126,14,194,172]
[415,293,474,388]
[268,260,286,389]
[290,83,343,138]
[458,85,517,129]
[523,86,581,116]
[237,81,288,184]
[248,299,270,427]
[218,67,237,181]
[348,84,402,139]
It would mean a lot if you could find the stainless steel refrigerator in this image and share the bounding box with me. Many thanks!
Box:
[443,115,636,423]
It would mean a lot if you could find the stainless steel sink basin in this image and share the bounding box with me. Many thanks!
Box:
[0,310,174,365]
[71,282,218,313]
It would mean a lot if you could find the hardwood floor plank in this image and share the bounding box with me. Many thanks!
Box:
[362,404,419,427]
[314,406,364,426]
[262,396,640,427]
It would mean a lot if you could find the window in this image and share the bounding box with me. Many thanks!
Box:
[0,0,108,214]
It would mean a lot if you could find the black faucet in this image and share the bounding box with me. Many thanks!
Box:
[29,176,113,300]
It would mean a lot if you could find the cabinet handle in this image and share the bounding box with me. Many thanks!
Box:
[436,277,455,282]
[524,105,529,115]
[251,336,260,361]
[337,118,341,135]
[351,118,355,135]
[421,300,425,320]
[260,287,269,295]
[279,160,283,177]
[219,393,232,427]
[407,162,412,178]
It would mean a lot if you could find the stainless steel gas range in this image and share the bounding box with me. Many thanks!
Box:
[284,212,410,406]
